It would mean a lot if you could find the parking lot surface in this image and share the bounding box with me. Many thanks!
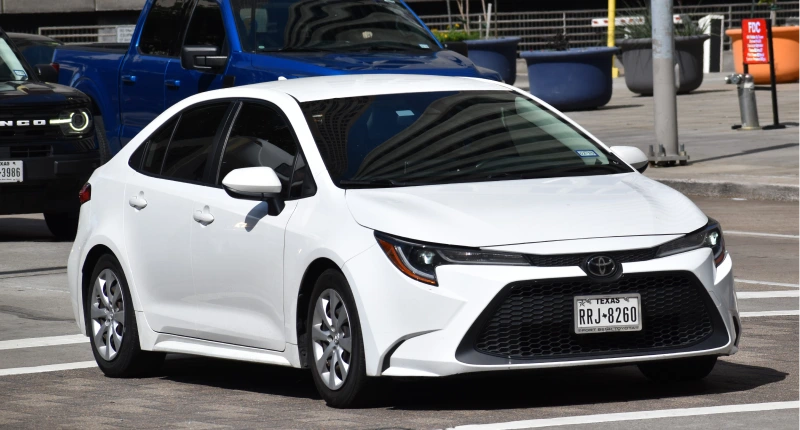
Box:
[0,196,797,429]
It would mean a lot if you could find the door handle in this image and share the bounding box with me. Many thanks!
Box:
[121,75,137,83]
[193,206,214,225]
[128,192,147,210]
[165,79,181,88]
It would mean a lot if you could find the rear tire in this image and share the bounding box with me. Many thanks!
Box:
[44,211,79,241]
[306,269,371,408]
[638,356,717,382]
[95,116,112,164]
[87,254,164,377]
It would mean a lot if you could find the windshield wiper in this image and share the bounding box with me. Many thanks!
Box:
[518,164,628,179]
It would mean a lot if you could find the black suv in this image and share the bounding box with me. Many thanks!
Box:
[0,28,99,239]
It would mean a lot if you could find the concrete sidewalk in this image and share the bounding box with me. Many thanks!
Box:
[515,62,799,201]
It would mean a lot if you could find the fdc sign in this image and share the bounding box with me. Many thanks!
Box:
[741,18,769,64]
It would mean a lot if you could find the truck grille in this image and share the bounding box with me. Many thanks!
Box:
[9,145,52,158]
[462,272,724,362]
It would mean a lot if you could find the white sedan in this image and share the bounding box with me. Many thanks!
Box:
[67,74,739,407]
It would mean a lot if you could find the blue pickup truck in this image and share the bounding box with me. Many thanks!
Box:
[54,0,500,156]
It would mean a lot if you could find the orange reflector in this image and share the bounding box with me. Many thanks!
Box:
[377,238,437,285]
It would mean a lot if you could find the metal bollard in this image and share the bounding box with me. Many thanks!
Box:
[725,73,761,130]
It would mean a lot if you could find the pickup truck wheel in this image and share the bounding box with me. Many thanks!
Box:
[44,212,79,241]
[95,116,111,164]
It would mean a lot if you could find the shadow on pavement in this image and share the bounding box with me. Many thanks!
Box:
[0,216,57,242]
[692,142,799,164]
[157,355,786,410]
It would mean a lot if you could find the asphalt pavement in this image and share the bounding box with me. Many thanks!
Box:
[0,196,797,429]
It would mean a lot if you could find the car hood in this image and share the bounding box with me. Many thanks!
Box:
[344,173,707,248]
[0,80,89,105]
[252,50,498,79]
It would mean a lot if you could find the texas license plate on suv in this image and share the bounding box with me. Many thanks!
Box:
[0,160,22,183]
[574,293,642,334]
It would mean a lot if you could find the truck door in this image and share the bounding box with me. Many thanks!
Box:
[164,0,228,110]
[119,0,191,145]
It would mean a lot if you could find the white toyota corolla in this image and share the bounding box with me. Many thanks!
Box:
[67,74,739,407]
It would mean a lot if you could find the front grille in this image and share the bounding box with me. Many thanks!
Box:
[9,145,51,158]
[527,248,658,267]
[464,272,723,362]
[0,102,89,142]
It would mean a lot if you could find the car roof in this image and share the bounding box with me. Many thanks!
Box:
[6,32,62,43]
[234,74,511,103]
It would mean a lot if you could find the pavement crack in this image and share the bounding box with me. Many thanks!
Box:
[0,305,73,322]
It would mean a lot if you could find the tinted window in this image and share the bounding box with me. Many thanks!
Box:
[184,0,227,48]
[141,118,178,174]
[163,103,229,182]
[139,0,190,56]
[129,142,146,171]
[231,0,439,53]
[301,91,631,187]
[218,103,297,194]
[288,153,316,199]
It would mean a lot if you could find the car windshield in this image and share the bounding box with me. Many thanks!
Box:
[231,0,439,53]
[301,90,632,188]
[0,38,29,82]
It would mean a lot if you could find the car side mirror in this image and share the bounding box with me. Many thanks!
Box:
[180,45,228,72]
[610,146,649,173]
[35,64,59,84]
[222,167,282,200]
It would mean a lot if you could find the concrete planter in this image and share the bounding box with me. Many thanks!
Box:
[465,37,521,84]
[616,35,709,95]
[521,47,619,111]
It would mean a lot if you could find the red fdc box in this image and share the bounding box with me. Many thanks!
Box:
[741,18,770,65]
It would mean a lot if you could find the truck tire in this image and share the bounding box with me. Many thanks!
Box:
[44,211,79,241]
[95,116,112,164]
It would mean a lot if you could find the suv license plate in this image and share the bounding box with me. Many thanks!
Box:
[0,160,22,183]
[574,293,642,334]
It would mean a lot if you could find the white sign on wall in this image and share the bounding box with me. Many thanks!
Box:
[116,26,136,43]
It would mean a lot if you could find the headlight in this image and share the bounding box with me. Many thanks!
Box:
[50,109,92,135]
[656,219,726,266]
[376,233,528,285]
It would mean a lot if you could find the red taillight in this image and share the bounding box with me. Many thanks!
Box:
[51,63,60,74]
[79,183,91,204]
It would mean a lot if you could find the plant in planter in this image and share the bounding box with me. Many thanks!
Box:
[521,33,620,111]
[615,9,710,95]
[432,24,480,57]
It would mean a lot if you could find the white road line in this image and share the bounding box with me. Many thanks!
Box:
[725,230,799,239]
[737,291,799,299]
[450,401,799,430]
[0,361,96,377]
[735,279,800,288]
[740,310,800,318]
[0,334,86,351]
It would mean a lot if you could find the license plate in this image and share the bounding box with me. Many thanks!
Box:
[0,160,22,183]
[574,293,642,334]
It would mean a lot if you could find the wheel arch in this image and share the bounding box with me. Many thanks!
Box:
[295,257,341,368]
[80,244,116,333]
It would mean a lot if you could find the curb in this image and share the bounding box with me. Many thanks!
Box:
[653,178,799,202]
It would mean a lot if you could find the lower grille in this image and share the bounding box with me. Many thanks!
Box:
[9,145,52,158]
[459,272,726,363]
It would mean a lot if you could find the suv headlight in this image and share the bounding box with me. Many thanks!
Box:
[376,232,528,285]
[656,219,726,266]
[50,109,92,135]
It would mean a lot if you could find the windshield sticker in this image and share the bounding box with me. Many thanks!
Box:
[576,149,599,157]
[13,70,27,79]
[396,110,414,117]
[419,43,430,49]
[384,0,396,3]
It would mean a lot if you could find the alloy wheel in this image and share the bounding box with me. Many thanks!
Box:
[90,268,125,361]
[311,288,353,390]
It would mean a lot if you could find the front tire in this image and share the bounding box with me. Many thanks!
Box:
[638,356,717,382]
[306,269,370,408]
[87,254,164,377]
[44,211,79,241]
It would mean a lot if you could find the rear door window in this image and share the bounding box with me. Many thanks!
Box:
[140,117,178,174]
[139,0,191,57]
[162,103,230,183]
[217,102,298,196]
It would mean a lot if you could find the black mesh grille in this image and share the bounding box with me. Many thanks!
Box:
[9,145,52,158]
[527,248,658,267]
[472,272,716,360]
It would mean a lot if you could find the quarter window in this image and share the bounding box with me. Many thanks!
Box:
[139,0,190,57]
[162,103,230,183]
[140,118,178,175]
[218,102,297,195]
[184,0,227,48]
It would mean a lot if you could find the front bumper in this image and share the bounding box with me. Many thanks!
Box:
[0,152,100,214]
[343,244,738,377]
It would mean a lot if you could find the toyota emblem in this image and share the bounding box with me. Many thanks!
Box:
[585,256,617,277]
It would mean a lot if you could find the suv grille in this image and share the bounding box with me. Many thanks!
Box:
[465,272,721,361]
[9,145,51,158]
[527,248,658,267]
